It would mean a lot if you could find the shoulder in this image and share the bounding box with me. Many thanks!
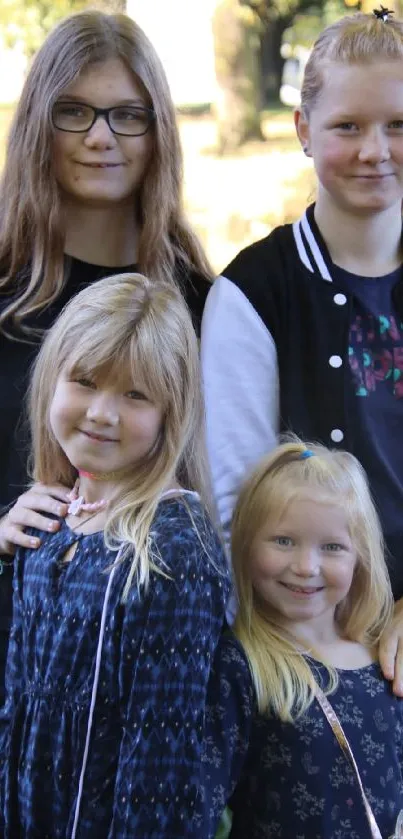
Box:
[208,632,256,717]
[151,494,229,581]
[222,224,295,288]
[204,224,300,331]
[174,261,212,335]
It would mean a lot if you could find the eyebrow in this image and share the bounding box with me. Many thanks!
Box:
[57,95,146,106]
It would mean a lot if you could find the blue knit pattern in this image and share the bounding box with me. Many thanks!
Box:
[0,496,230,838]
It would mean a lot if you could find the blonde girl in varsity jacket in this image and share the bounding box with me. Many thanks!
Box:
[202,9,403,694]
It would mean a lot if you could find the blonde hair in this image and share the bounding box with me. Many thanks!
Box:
[29,272,212,598]
[301,12,403,116]
[232,437,393,722]
[0,10,211,338]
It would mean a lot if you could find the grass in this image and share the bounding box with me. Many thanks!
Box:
[0,104,314,272]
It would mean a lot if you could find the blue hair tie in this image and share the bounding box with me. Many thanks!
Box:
[300,449,314,460]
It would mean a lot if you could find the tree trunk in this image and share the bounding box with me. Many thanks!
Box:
[212,0,263,153]
[260,15,292,106]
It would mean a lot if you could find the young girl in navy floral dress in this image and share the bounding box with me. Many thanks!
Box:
[202,439,403,839]
[0,273,229,839]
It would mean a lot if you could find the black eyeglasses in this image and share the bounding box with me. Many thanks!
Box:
[52,101,156,137]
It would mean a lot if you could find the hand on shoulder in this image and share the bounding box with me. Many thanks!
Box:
[0,482,71,555]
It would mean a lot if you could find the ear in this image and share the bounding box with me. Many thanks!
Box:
[294,108,311,157]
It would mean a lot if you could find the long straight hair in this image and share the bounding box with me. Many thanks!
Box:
[0,11,211,339]
[232,438,393,722]
[29,272,213,598]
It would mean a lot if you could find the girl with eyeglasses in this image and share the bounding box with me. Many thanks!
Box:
[0,11,212,707]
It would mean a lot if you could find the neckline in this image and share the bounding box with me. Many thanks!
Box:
[294,204,403,284]
[332,261,401,284]
[62,489,200,538]
[306,654,379,674]
[66,254,137,273]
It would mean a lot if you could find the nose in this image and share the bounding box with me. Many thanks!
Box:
[86,392,119,426]
[291,548,320,577]
[358,127,390,164]
[84,115,117,149]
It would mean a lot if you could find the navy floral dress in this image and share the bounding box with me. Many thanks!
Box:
[0,494,230,839]
[200,634,403,839]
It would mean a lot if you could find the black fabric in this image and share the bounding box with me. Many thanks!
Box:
[223,211,403,601]
[0,256,210,707]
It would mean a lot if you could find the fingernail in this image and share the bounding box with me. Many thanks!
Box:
[56,505,66,515]
[48,521,59,531]
[30,537,40,547]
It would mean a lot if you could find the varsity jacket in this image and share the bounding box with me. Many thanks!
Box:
[201,204,403,596]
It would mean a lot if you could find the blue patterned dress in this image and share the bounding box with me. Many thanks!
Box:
[0,494,230,839]
[200,634,403,839]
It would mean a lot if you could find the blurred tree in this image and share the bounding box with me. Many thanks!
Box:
[0,0,126,57]
[212,0,264,152]
[212,0,328,151]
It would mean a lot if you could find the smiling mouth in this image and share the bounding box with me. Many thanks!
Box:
[352,173,393,179]
[280,583,324,595]
[80,430,118,443]
[78,162,123,168]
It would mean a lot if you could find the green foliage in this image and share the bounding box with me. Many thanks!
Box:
[282,0,347,47]
[0,0,126,57]
[214,807,233,839]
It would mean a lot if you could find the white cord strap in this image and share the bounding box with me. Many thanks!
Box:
[71,560,118,838]
[315,684,384,839]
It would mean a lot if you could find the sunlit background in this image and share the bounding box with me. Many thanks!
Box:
[0,0,394,272]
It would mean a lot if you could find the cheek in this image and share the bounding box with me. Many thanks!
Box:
[49,394,63,438]
[127,407,162,443]
[52,135,79,180]
[249,547,287,587]
[314,137,351,175]
[327,559,356,592]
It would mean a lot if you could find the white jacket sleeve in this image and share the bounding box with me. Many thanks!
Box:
[201,275,279,543]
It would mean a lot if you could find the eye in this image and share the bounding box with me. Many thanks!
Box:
[274,536,293,547]
[112,107,147,122]
[322,542,345,552]
[336,122,357,132]
[388,120,403,130]
[54,103,88,118]
[126,390,148,401]
[75,377,96,389]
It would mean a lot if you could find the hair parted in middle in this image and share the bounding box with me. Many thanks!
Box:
[231,436,393,722]
[28,272,211,598]
[0,10,211,337]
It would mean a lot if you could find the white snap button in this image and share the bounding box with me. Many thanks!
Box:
[334,293,347,306]
[330,429,344,443]
[329,355,342,368]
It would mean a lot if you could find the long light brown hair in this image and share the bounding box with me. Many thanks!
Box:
[0,10,211,339]
[232,438,393,722]
[301,12,403,116]
[29,272,213,597]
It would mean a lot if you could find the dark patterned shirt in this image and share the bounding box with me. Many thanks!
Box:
[201,635,403,839]
[0,495,229,839]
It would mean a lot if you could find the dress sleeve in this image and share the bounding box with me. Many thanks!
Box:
[0,551,25,810]
[107,503,230,839]
[201,275,279,545]
[197,635,255,837]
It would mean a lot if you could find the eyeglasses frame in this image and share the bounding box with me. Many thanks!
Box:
[51,101,156,137]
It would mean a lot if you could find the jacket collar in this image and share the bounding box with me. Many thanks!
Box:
[293,204,333,282]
